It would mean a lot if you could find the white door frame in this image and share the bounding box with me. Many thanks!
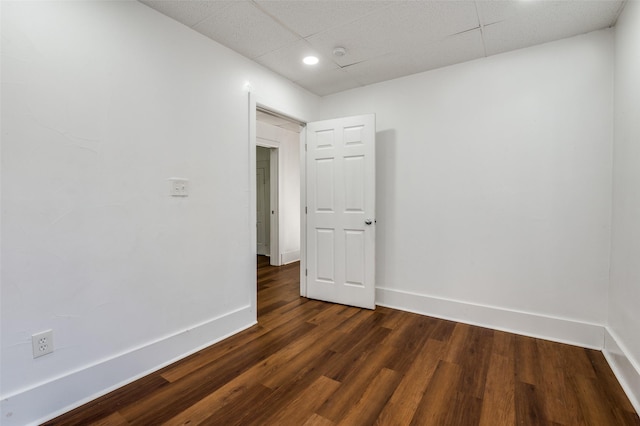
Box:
[248,93,308,311]
[299,128,307,297]
[249,93,258,320]
[269,147,279,266]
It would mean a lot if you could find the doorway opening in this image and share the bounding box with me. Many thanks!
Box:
[255,144,277,263]
[256,146,272,257]
[255,107,305,318]
[250,100,377,318]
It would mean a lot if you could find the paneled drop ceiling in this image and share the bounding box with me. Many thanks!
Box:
[140,0,625,96]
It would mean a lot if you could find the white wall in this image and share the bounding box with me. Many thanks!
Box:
[0,1,319,424]
[256,121,301,264]
[607,0,640,412]
[320,30,614,348]
[1,0,634,422]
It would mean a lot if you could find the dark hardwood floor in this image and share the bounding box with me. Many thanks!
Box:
[45,256,639,425]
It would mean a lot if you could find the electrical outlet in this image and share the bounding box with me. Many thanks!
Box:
[32,330,54,358]
[169,178,189,197]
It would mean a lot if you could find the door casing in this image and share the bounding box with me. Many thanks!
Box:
[248,92,307,284]
[250,94,376,315]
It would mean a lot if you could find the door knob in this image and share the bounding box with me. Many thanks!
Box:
[365,219,373,225]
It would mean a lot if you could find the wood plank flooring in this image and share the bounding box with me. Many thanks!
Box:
[45,256,639,425]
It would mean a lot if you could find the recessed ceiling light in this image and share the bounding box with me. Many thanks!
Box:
[303,56,319,65]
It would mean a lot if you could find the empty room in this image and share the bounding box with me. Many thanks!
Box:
[1,0,639,424]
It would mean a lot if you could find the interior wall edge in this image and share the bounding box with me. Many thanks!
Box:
[375,287,605,350]
[282,250,301,265]
[603,327,640,414]
[0,306,255,426]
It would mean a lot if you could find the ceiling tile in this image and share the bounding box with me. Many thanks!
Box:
[255,0,394,38]
[254,39,339,83]
[477,0,526,26]
[341,27,484,88]
[140,0,233,27]
[480,1,623,56]
[294,67,362,96]
[140,0,624,97]
[304,6,408,67]
[412,29,486,71]
[193,1,300,59]
[343,29,484,87]
[306,1,479,68]
[342,53,420,87]
[388,1,480,41]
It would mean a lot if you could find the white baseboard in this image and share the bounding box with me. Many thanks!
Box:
[282,250,300,265]
[375,287,604,349]
[603,328,640,414]
[0,305,255,426]
[5,294,633,426]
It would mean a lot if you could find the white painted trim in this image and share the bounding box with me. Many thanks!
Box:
[603,328,640,414]
[248,92,258,318]
[256,133,281,145]
[269,148,280,266]
[282,250,300,265]
[257,133,279,144]
[376,287,604,349]
[256,137,280,148]
[299,128,307,297]
[0,306,255,426]
[254,101,307,288]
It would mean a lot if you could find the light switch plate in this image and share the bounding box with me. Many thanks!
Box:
[169,178,189,197]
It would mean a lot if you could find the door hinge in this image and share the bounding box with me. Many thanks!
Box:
[305,269,308,276]
[305,143,307,152]
[305,206,308,214]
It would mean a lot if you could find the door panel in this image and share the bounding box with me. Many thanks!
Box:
[345,230,365,286]
[344,155,365,211]
[315,159,335,211]
[316,229,335,282]
[305,114,375,309]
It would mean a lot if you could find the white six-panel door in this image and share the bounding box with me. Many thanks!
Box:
[305,114,375,309]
